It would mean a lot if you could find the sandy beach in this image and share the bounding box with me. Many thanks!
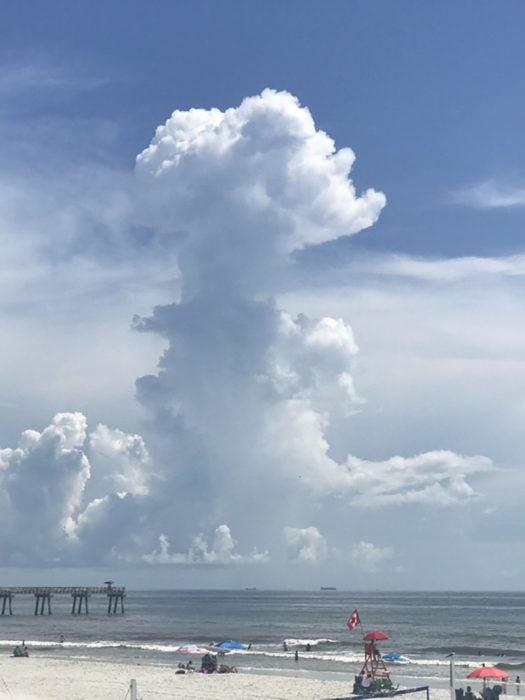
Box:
[0,656,456,700]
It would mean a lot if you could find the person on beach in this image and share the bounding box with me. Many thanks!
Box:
[465,685,476,700]
[353,675,363,694]
[201,652,218,673]
[186,660,194,672]
[305,643,311,652]
[361,673,373,692]
[283,641,288,652]
[354,670,366,692]
[493,684,503,700]
[516,677,521,695]
[218,663,238,673]
[294,650,299,662]
[482,686,495,700]
[13,641,29,658]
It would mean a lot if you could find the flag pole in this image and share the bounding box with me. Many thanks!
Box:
[447,652,455,700]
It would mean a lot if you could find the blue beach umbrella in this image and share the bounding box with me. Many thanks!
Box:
[216,640,248,650]
[382,652,411,663]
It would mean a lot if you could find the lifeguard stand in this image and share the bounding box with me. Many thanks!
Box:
[360,630,391,683]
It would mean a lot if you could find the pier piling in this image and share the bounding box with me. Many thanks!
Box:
[71,589,90,615]
[34,590,52,615]
[0,591,13,615]
[107,590,125,615]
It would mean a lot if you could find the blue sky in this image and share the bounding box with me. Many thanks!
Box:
[1,1,525,589]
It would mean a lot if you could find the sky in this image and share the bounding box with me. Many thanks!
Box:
[1,0,525,590]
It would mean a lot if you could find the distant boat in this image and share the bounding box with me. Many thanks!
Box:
[245,587,257,591]
[320,586,337,590]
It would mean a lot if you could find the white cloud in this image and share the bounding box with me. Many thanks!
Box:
[262,400,491,505]
[88,424,152,497]
[0,413,156,565]
[283,526,327,564]
[267,312,364,416]
[305,317,359,354]
[135,88,385,298]
[451,179,525,209]
[343,451,491,507]
[0,59,105,101]
[0,413,91,562]
[0,89,505,583]
[131,89,493,571]
[0,121,173,443]
[351,541,394,572]
[143,526,269,566]
[360,253,525,281]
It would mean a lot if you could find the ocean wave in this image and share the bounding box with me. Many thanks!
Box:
[0,638,516,674]
[421,646,525,658]
[0,639,181,653]
[497,661,525,671]
[283,638,339,647]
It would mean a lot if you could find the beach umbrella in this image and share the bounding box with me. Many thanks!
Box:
[176,644,206,654]
[215,640,248,650]
[364,630,389,641]
[382,652,410,663]
[467,666,509,681]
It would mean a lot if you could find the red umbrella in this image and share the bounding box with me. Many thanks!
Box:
[363,630,389,641]
[467,666,509,681]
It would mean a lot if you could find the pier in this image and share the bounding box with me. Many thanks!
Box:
[0,582,126,616]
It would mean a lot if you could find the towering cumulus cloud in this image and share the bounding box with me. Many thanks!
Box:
[133,90,490,568]
[0,90,492,570]
[135,89,385,298]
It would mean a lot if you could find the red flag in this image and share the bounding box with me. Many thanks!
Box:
[346,608,360,631]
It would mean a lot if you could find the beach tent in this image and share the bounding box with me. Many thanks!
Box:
[467,667,509,681]
[215,640,248,650]
[382,652,411,663]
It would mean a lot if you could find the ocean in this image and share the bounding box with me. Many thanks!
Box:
[0,590,523,689]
